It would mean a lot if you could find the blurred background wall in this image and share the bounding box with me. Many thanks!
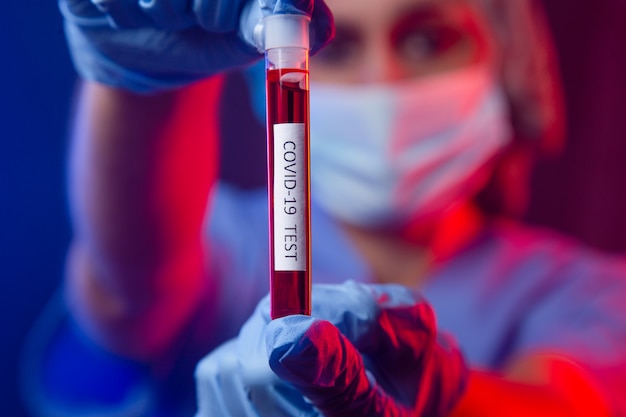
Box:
[1,0,625,415]
[0,3,73,415]
[526,0,626,254]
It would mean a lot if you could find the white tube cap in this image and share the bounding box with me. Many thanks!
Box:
[255,14,310,52]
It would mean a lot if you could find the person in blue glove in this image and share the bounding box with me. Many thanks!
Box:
[21,0,626,416]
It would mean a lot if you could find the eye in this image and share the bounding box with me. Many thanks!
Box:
[393,24,464,63]
[312,25,361,67]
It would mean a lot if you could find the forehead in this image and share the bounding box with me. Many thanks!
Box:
[325,0,482,27]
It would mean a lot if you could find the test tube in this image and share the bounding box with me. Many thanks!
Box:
[261,14,312,319]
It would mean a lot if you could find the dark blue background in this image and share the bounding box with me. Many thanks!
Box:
[1,0,626,415]
[0,3,74,415]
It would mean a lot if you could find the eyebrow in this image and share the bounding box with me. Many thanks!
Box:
[330,0,466,45]
[394,2,460,24]
[332,6,444,35]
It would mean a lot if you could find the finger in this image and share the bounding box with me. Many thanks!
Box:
[309,281,425,360]
[358,296,439,408]
[266,316,413,417]
[138,0,195,29]
[309,281,382,340]
[307,282,441,408]
[359,285,437,366]
[345,284,467,415]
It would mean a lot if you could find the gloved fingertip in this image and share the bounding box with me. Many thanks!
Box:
[267,318,387,416]
[265,316,317,358]
[266,317,344,387]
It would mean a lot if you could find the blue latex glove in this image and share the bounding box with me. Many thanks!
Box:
[59,0,334,92]
[195,281,468,417]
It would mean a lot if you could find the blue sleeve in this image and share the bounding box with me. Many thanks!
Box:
[204,183,271,342]
[518,248,626,368]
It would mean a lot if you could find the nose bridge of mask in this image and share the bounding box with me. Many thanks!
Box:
[310,83,397,169]
[311,84,396,141]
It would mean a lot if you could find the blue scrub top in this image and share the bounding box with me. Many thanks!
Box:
[24,182,626,416]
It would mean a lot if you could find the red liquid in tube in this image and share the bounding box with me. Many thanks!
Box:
[266,68,311,319]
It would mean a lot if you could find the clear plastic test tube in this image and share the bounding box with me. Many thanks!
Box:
[261,14,312,319]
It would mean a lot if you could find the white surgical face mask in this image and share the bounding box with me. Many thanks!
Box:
[309,65,511,227]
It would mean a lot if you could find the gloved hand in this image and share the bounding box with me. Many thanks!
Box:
[59,0,334,93]
[195,281,468,417]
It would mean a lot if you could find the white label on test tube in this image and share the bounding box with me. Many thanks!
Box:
[273,123,307,272]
